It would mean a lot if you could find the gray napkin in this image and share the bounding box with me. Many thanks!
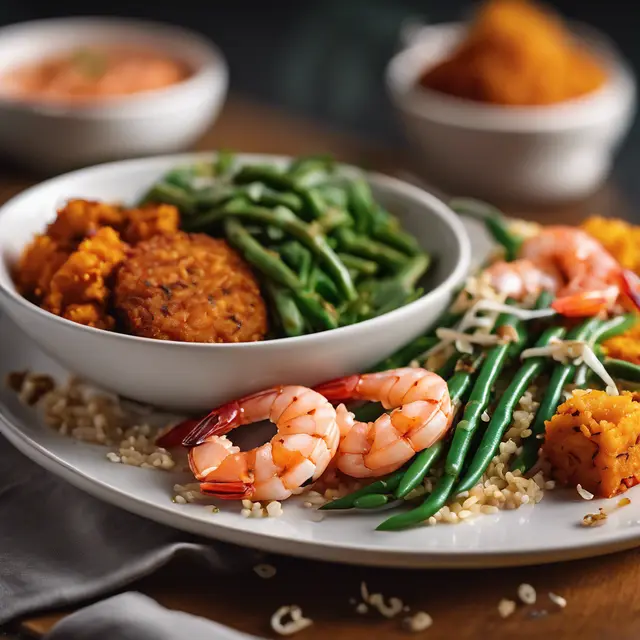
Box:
[44,592,256,640]
[0,435,261,638]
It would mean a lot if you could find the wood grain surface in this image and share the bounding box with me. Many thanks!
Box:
[6,95,637,640]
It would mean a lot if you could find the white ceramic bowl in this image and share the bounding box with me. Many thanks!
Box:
[0,18,228,174]
[386,23,637,204]
[0,153,470,412]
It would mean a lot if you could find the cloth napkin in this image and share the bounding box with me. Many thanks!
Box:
[44,593,256,640]
[0,435,261,639]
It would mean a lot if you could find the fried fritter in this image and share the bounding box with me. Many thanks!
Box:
[123,204,179,244]
[63,303,116,330]
[14,235,71,301]
[46,199,126,244]
[43,227,127,327]
[115,232,268,343]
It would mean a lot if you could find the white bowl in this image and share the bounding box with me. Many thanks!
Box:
[0,153,470,412]
[0,18,228,174]
[386,23,637,205]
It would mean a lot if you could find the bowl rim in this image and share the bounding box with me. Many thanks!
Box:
[0,152,471,351]
[0,16,228,119]
[386,21,637,132]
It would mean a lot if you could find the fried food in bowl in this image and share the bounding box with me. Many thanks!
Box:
[115,232,267,343]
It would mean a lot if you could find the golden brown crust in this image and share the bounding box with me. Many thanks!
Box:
[46,199,126,243]
[114,232,268,343]
[123,204,180,244]
[14,235,72,301]
[43,227,127,327]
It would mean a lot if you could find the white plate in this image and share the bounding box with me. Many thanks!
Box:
[2,217,640,569]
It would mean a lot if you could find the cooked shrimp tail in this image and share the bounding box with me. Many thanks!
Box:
[155,418,200,449]
[620,269,640,311]
[200,481,252,500]
[181,402,242,446]
[551,286,620,318]
[313,375,360,403]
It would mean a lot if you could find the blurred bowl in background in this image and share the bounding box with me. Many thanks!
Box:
[0,18,228,174]
[386,23,637,205]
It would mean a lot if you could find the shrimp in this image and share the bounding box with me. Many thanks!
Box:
[484,258,559,301]
[485,226,638,316]
[171,386,340,501]
[313,368,452,478]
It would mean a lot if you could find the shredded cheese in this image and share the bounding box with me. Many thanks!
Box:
[467,299,556,320]
[435,328,503,347]
[581,345,619,396]
[521,339,618,396]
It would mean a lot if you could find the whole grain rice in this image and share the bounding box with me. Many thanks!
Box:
[498,599,516,618]
[403,611,433,632]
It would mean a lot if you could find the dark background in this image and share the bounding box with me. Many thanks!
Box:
[1,1,638,204]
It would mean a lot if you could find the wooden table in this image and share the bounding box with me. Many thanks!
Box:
[7,96,639,640]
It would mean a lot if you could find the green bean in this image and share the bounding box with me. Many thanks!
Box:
[265,282,305,337]
[354,494,390,509]
[590,313,637,344]
[224,219,337,331]
[348,178,375,233]
[287,154,334,184]
[378,476,456,531]
[335,228,409,271]
[234,165,296,191]
[224,219,300,291]
[315,206,352,234]
[394,441,445,500]
[450,198,522,262]
[279,241,312,285]
[394,354,484,499]
[163,166,198,189]
[215,149,235,176]
[251,184,304,211]
[359,253,430,318]
[140,182,197,215]
[378,308,524,531]
[602,358,640,383]
[371,207,422,257]
[293,292,339,331]
[337,253,379,276]
[445,310,524,478]
[511,317,601,474]
[308,265,341,305]
[317,185,348,209]
[319,468,405,511]
[235,164,327,220]
[456,325,566,493]
[195,201,356,301]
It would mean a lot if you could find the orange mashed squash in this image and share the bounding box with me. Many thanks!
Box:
[0,47,190,103]
[581,216,640,276]
[419,0,607,106]
[580,216,640,364]
[544,390,640,498]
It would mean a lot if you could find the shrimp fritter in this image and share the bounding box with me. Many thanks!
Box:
[114,232,268,343]
[44,227,127,327]
[123,204,179,244]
